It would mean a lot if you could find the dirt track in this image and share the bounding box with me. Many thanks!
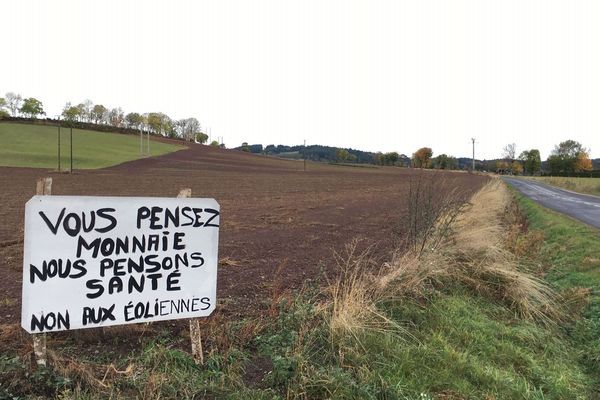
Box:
[0,143,487,324]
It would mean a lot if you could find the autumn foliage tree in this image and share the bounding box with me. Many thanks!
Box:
[574,151,592,172]
[496,160,510,173]
[547,140,591,175]
[511,161,524,175]
[412,147,433,168]
[336,148,350,162]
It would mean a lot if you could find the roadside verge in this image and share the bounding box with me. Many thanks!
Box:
[512,188,600,392]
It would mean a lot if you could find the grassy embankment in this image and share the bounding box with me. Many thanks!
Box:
[513,190,600,388]
[525,176,600,196]
[1,179,598,399]
[0,123,183,169]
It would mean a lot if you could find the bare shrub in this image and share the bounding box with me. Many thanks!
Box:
[399,173,468,256]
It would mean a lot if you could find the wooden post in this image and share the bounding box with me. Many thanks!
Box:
[33,177,52,367]
[70,127,73,173]
[177,188,204,365]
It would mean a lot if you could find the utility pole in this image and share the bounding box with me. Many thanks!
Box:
[471,138,476,171]
[303,139,306,171]
[139,124,143,156]
[70,127,73,173]
[57,116,61,172]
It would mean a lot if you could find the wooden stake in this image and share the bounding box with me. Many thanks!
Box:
[36,177,52,196]
[33,177,52,367]
[177,188,204,365]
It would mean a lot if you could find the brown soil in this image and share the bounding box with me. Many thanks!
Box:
[0,143,487,326]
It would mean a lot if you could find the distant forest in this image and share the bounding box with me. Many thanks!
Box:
[236,143,600,175]
[235,143,411,166]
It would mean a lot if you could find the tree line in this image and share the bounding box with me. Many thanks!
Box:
[496,140,593,176]
[2,91,593,173]
[237,139,595,175]
[0,92,210,144]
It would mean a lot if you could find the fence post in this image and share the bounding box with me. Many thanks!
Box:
[32,177,52,367]
[177,188,204,365]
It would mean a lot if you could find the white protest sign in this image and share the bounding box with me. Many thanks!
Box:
[21,196,219,333]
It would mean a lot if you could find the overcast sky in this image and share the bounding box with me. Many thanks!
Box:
[2,0,599,159]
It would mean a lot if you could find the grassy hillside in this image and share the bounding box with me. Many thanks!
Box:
[0,123,183,169]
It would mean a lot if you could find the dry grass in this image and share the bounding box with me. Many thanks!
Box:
[327,241,405,346]
[527,176,600,196]
[449,179,563,323]
[0,323,31,356]
[326,178,564,344]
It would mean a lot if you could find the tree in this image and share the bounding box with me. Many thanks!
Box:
[107,107,125,127]
[574,150,593,172]
[91,104,107,124]
[336,148,350,162]
[372,152,383,165]
[412,147,433,168]
[546,155,563,175]
[146,112,172,136]
[241,142,251,152]
[511,161,524,175]
[433,154,457,170]
[0,98,8,119]
[496,160,510,173]
[61,102,81,123]
[147,113,161,134]
[210,140,220,147]
[5,92,22,116]
[195,132,209,144]
[547,140,589,175]
[382,152,399,166]
[125,112,144,129]
[502,143,517,161]
[20,98,45,118]
[518,149,542,175]
[74,100,93,122]
[175,118,201,141]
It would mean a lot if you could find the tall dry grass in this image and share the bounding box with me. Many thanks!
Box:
[527,176,600,196]
[327,242,411,348]
[326,178,563,343]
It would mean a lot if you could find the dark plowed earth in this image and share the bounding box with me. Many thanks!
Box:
[0,143,487,324]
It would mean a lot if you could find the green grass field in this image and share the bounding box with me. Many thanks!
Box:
[526,176,600,196]
[0,123,183,169]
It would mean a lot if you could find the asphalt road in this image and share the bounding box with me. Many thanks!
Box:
[504,177,600,229]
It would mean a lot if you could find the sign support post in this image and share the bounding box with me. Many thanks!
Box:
[177,188,204,365]
[32,177,52,367]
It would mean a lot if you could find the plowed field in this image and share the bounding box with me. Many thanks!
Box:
[0,142,487,325]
